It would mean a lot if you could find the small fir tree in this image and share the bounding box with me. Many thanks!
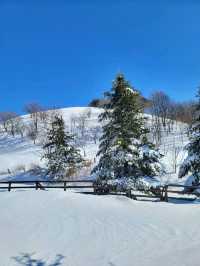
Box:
[179,89,200,181]
[42,115,83,179]
[92,73,162,181]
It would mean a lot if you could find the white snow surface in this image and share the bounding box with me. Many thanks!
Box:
[0,107,198,266]
[1,190,200,266]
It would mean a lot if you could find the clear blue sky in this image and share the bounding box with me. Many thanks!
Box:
[1,0,200,113]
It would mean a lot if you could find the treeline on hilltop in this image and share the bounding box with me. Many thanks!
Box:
[0,78,195,142]
[89,89,195,125]
[0,104,60,143]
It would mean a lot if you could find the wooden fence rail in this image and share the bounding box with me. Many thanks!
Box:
[112,184,200,202]
[159,184,200,202]
[0,180,95,192]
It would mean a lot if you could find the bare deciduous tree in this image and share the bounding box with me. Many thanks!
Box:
[27,122,38,144]
[174,101,195,125]
[9,114,23,137]
[172,146,181,173]
[70,114,78,135]
[14,117,26,138]
[0,112,15,133]
[150,116,162,146]
[90,126,101,144]
[76,110,90,138]
[24,103,43,133]
[0,112,25,137]
[150,91,171,128]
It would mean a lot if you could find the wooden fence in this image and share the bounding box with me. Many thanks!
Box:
[0,180,95,192]
[0,180,199,202]
[160,184,200,202]
[127,184,200,202]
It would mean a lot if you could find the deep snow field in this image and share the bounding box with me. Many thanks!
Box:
[0,107,196,266]
[1,190,200,266]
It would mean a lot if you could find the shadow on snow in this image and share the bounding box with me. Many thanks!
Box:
[12,253,65,266]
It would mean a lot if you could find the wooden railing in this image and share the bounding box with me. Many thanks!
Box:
[0,180,199,202]
[128,184,200,202]
[160,184,200,202]
[0,180,95,192]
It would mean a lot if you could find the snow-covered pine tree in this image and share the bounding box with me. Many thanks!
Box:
[179,89,200,182]
[139,136,163,177]
[92,73,162,181]
[42,115,83,179]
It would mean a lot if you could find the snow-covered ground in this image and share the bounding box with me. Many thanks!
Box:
[1,190,200,266]
[0,107,189,184]
[0,107,198,266]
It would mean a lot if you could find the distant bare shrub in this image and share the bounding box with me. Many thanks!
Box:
[24,102,44,132]
[64,161,92,179]
[83,159,92,168]
[27,123,38,144]
[14,164,26,173]
[65,167,78,179]
[29,163,43,175]
[0,169,11,175]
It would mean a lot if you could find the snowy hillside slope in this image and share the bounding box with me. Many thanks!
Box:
[1,190,200,266]
[0,107,189,183]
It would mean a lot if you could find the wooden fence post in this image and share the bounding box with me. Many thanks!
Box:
[131,191,137,200]
[93,181,99,195]
[126,189,132,198]
[160,186,164,201]
[8,182,11,192]
[164,185,168,202]
[64,181,67,191]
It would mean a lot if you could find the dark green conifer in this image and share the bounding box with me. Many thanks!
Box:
[179,89,200,181]
[93,73,162,180]
[42,115,83,179]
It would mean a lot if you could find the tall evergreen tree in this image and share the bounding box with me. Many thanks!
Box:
[92,73,162,180]
[179,89,200,181]
[42,115,83,179]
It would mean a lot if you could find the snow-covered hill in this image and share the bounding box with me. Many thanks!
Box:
[0,107,100,178]
[1,190,200,266]
[0,107,189,184]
